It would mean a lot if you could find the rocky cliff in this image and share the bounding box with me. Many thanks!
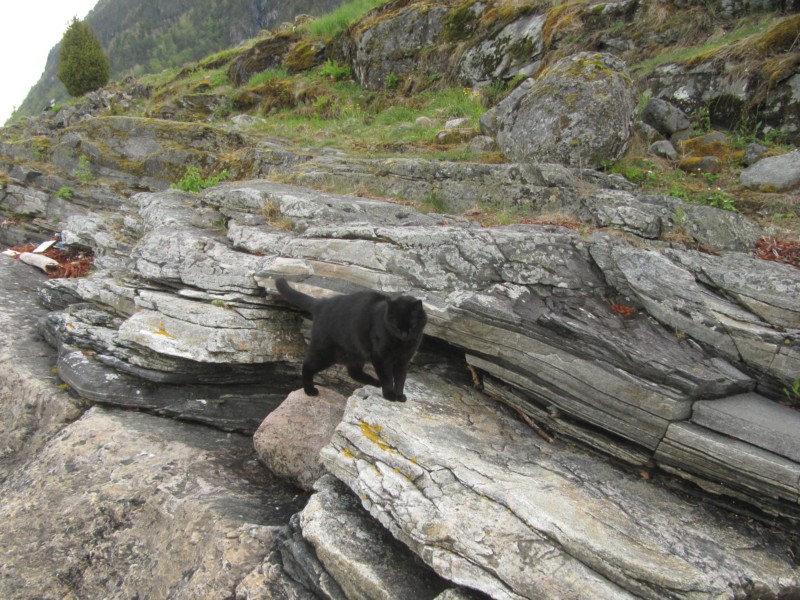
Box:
[1,0,800,598]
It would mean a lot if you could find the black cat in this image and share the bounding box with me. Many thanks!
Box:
[275,278,427,402]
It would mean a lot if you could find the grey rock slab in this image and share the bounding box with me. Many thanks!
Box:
[321,372,800,599]
[608,245,797,382]
[693,393,800,463]
[679,204,762,251]
[669,248,800,330]
[656,421,800,519]
[116,290,305,365]
[56,348,296,433]
[0,406,307,599]
[0,257,84,478]
[741,150,800,192]
[299,474,447,600]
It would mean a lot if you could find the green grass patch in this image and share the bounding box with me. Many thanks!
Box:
[305,0,391,38]
[248,67,290,87]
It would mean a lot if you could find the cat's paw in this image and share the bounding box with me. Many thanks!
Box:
[384,392,406,402]
[304,386,320,397]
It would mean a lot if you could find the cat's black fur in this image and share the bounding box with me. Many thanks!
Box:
[275,278,427,402]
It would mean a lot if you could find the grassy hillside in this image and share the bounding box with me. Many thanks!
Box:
[13,0,346,120]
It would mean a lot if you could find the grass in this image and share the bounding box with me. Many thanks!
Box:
[244,64,488,159]
[304,0,391,38]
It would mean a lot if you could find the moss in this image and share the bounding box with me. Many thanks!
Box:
[677,135,733,161]
[542,1,586,49]
[443,1,480,41]
[284,39,327,73]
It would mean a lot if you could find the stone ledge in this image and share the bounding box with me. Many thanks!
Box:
[693,393,800,463]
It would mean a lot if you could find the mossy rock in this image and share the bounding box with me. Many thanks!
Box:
[678,155,722,175]
[677,132,733,161]
[227,31,299,87]
[284,39,327,73]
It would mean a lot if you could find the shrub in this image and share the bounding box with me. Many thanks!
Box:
[58,18,110,97]
[319,59,352,81]
[171,166,229,192]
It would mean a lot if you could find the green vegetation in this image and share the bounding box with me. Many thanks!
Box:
[305,0,390,38]
[784,378,800,410]
[55,187,74,200]
[171,166,230,192]
[58,18,111,97]
[72,155,95,184]
[319,59,352,81]
[248,68,290,87]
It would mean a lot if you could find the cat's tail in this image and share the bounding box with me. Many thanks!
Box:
[275,278,317,312]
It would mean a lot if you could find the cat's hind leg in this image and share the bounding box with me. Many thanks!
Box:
[302,349,336,397]
[347,363,381,387]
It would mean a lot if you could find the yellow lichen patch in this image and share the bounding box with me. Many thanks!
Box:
[359,420,394,452]
[152,325,174,338]
[342,447,355,459]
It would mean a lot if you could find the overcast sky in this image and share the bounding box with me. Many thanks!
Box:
[1,0,98,124]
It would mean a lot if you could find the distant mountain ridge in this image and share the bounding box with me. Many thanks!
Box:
[15,0,344,119]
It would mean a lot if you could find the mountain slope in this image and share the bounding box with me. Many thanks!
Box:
[14,0,345,120]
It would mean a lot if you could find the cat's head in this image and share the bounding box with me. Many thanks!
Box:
[386,296,427,341]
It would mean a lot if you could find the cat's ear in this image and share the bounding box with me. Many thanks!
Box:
[414,299,423,310]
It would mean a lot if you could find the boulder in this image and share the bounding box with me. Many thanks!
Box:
[493,52,637,168]
[648,140,678,160]
[321,373,800,599]
[741,150,800,192]
[254,388,348,490]
[641,97,691,137]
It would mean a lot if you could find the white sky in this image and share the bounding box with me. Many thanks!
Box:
[1,0,99,124]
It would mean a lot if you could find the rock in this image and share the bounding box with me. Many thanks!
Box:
[434,129,478,145]
[493,52,637,168]
[0,406,308,599]
[742,142,768,166]
[254,388,348,490]
[457,11,545,85]
[299,475,448,600]
[467,135,497,153]
[444,117,470,130]
[678,155,722,174]
[679,203,761,251]
[692,393,800,463]
[236,513,348,600]
[607,246,799,384]
[227,31,299,87]
[0,257,84,477]
[648,140,678,160]
[416,116,434,127]
[741,150,800,191]
[344,4,451,90]
[656,421,800,517]
[641,97,691,137]
[321,373,800,599]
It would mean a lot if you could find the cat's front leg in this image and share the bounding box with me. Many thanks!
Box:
[392,363,408,402]
[372,358,403,402]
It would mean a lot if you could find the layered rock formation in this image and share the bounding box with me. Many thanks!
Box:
[2,1,800,597]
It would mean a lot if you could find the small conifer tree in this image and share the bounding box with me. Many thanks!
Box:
[57,17,110,97]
